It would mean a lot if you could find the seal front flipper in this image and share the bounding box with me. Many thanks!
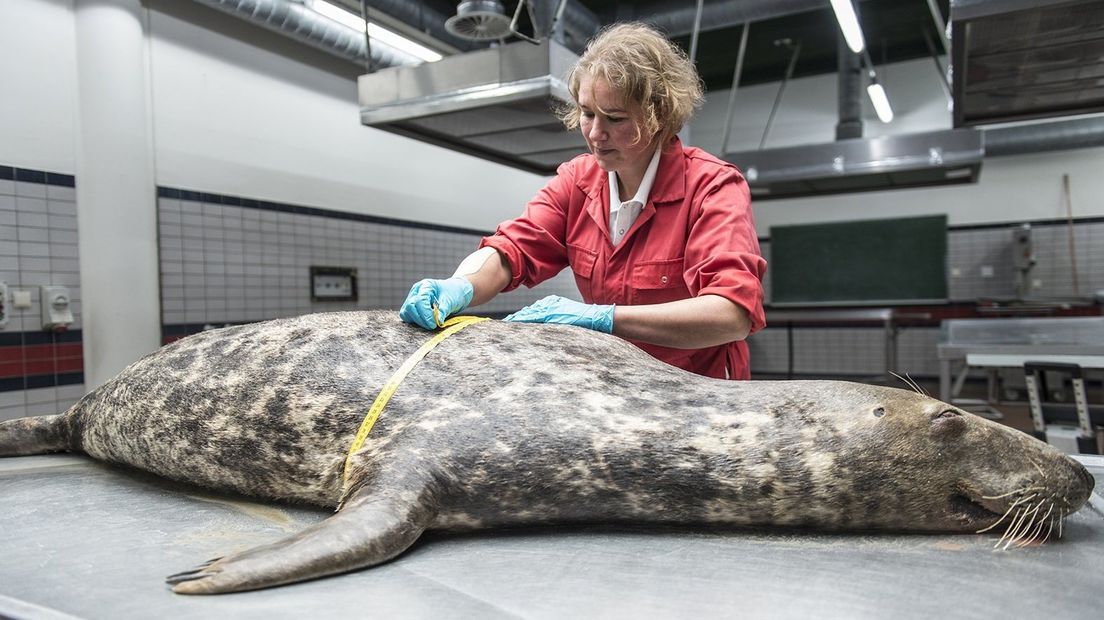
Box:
[167,477,440,594]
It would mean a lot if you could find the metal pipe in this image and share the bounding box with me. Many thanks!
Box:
[719,22,750,153]
[359,0,374,74]
[192,0,418,67]
[985,116,1104,157]
[924,0,951,57]
[761,39,802,150]
[836,27,863,140]
[921,25,952,103]
[688,0,705,62]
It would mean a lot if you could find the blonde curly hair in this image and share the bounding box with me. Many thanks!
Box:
[559,22,704,147]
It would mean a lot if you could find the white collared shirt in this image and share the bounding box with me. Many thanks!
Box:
[609,147,662,246]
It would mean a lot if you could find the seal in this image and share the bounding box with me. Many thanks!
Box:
[0,311,1094,594]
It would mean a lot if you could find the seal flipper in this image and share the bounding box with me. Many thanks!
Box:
[167,477,440,594]
[0,415,72,456]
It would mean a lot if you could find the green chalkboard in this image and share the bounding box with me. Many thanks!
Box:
[769,215,948,305]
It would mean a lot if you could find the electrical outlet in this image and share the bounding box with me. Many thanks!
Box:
[1032,279,1043,289]
[980,265,994,278]
[950,267,962,278]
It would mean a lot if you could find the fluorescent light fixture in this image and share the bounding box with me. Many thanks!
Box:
[867,81,894,123]
[310,0,443,62]
[829,0,865,54]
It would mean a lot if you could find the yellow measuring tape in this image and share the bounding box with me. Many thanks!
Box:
[342,312,489,482]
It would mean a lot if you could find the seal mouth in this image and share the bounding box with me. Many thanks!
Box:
[949,492,1003,523]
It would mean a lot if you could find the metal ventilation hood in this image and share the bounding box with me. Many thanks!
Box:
[358,39,587,174]
[725,129,984,200]
[951,0,1104,126]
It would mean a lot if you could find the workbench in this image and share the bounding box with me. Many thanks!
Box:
[2,454,1101,619]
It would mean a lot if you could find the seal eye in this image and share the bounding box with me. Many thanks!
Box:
[935,410,960,419]
[872,407,885,418]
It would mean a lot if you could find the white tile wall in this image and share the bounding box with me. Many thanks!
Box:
[0,176,82,332]
[0,168,87,421]
[157,193,581,328]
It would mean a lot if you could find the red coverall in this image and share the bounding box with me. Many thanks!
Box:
[481,138,767,379]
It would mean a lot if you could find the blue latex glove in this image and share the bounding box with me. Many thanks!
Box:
[503,295,615,334]
[399,277,474,330]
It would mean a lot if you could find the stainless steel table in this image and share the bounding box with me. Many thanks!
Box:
[766,308,929,381]
[2,454,1102,619]
[937,317,1104,403]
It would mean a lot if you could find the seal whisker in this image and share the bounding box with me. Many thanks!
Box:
[907,373,928,396]
[889,371,923,395]
[981,486,1040,501]
[994,508,1023,548]
[1016,504,1052,547]
[1001,501,1041,549]
[1041,516,1054,545]
[1009,502,1045,549]
[1004,511,1031,549]
[976,498,1025,534]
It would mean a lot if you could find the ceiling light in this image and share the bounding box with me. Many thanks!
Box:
[829,0,865,54]
[867,80,894,123]
[310,0,443,62]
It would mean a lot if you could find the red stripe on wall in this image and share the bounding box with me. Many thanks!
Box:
[0,340,84,381]
[24,359,57,376]
[0,361,24,380]
[56,357,84,373]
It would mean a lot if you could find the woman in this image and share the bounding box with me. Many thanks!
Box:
[400,22,766,380]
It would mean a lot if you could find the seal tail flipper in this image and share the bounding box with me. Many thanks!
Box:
[167,479,440,594]
[0,415,72,456]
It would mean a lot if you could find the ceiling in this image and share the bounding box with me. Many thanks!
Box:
[582,0,949,91]
[343,0,952,91]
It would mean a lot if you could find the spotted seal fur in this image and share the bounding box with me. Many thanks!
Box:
[0,310,1094,594]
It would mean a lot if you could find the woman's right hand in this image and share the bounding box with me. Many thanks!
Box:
[398,277,474,329]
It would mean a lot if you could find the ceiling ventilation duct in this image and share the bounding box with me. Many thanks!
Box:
[725,129,984,200]
[358,39,586,173]
[951,0,1104,126]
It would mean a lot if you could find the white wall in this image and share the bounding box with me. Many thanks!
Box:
[146,1,548,232]
[0,0,78,173]
[0,0,548,232]
[690,57,1104,235]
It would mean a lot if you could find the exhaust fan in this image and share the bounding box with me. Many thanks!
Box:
[445,0,513,41]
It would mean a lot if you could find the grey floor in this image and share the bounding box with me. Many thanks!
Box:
[2,454,1102,620]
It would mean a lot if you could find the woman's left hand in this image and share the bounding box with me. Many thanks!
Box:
[503,295,614,334]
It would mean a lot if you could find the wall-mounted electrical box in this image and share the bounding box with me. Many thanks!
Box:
[310,266,358,302]
[41,285,73,331]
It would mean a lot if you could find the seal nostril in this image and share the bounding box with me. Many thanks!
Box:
[873,407,885,418]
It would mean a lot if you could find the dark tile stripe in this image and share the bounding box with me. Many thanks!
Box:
[14,168,46,184]
[57,371,85,387]
[159,185,495,237]
[0,164,76,187]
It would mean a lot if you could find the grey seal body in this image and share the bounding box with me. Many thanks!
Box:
[0,310,1094,594]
